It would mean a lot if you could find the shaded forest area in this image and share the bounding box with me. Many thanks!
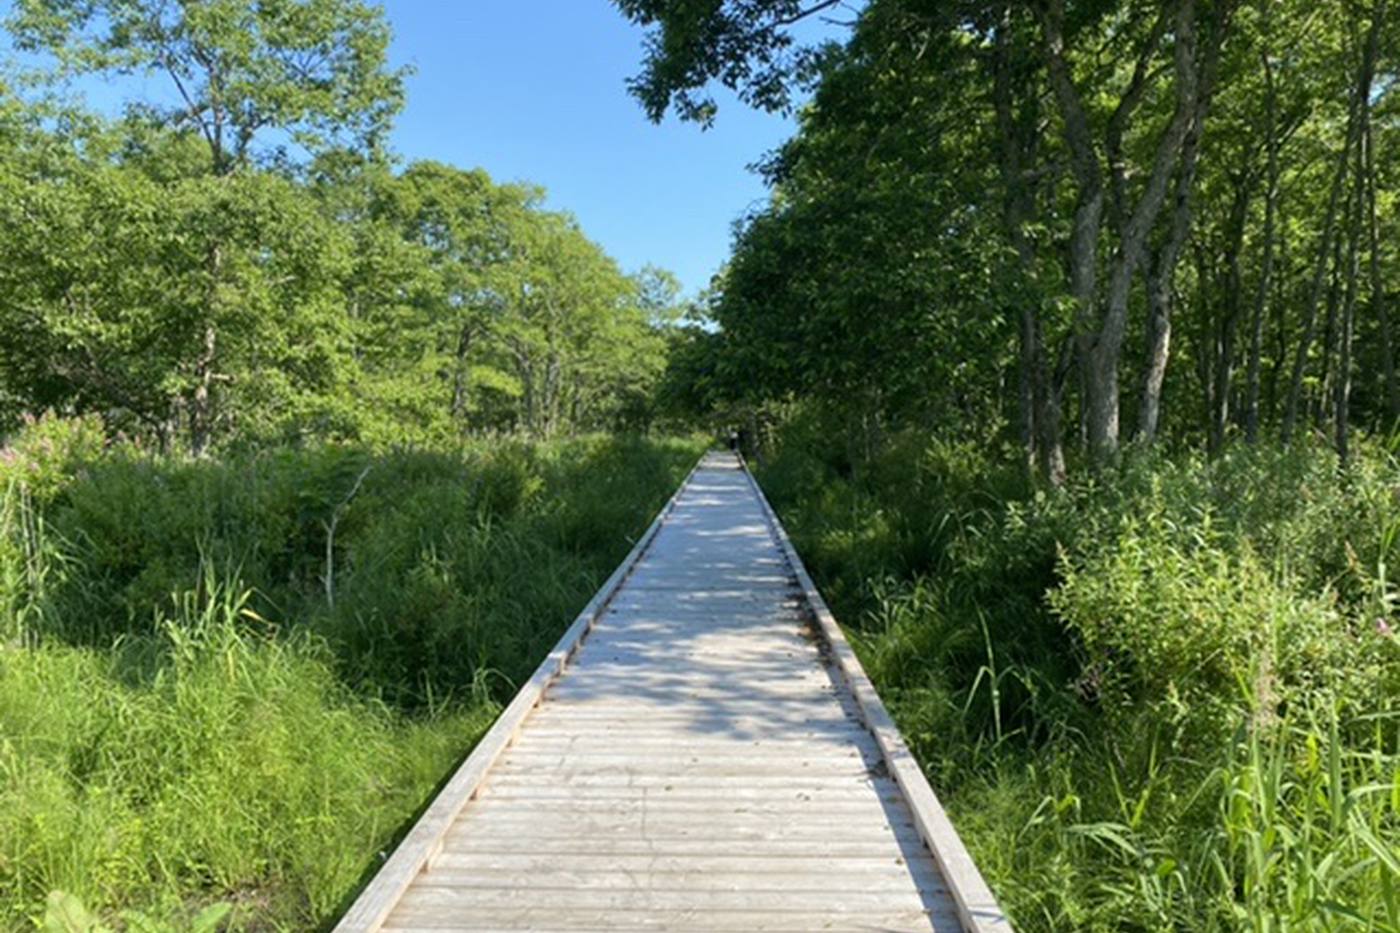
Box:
[647,0,1400,472]
[619,0,1400,930]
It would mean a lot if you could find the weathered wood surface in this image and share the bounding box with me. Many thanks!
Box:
[337,451,1010,932]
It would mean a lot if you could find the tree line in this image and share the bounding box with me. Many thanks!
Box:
[0,0,682,453]
[622,0,1398,480]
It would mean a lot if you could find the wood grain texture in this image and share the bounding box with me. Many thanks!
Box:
[338,451,1007,932]
[741,456,1014,933]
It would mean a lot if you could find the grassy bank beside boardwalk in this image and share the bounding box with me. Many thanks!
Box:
[755,412,1398,932]
[0,415,704,930]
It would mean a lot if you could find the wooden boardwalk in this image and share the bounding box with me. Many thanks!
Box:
[337,452,1010,932]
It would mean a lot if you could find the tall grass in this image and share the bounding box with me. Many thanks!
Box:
[0,414,704,929]
[756,408,1399,931]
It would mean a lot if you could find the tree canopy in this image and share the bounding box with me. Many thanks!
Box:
[0,1,685,451]
[623,0,1400,479]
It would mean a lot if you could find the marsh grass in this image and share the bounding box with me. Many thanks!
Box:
[758,411,1399,931]
[0,416,704,930]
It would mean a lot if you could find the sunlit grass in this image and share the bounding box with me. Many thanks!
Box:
[758,414,1399,932]
[0,418,705,929]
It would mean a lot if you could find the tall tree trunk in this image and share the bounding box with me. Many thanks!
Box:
[1211,175,1253,453]
[1139,64,1215,445]
[1366,128,1397,428]
[1245,52,1280,443]
[190,242,222,457]
[451,322,473,429]
[190,323,217,457]
[1097,0,1205,454]
[516,349,536,436]
[1337,5,1380,461]
[992,15,1065,484]
[1039,0,1106,459]
[1035,327,1069,487]
[1337,175,1361,463]
[543,351,561,438]
[1266,216,1290,422]
[1283,27,1372,443]
[1362,0,1395,427]
[1193,246,1216,437]
[1283,145,1346,443]
[1318,233,1344,428]
[1139,264,1172,444]
[1042,0,1209,463]
[1017,311,1037,469]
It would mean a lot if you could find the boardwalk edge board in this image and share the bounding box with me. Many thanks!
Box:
[333,455,705,933]
[740,455,1014,933]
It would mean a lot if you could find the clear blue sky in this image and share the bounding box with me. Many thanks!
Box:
[2,1,847,298]
[384,1,839,297]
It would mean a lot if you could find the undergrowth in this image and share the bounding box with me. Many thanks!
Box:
[0,413,704,930]
[757,409,1399,932]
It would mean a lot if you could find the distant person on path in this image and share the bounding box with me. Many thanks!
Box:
[727,428,740,452]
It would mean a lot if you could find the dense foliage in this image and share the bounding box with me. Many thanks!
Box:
[0,414,703,928]
[757,416,1398,931]
[624,0,1399,478]
[1,0,1396,928]
[0,0,683,452]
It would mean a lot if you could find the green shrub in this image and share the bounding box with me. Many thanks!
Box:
[757,412,1400,931]
[0,413,106,505]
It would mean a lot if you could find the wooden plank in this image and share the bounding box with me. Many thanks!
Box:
[382,906,959,933]
[393,884,941,913]
[488,757,879,778]
[451,804,916,832]
[473,782,910,804]
[480,772,885,790]
[542,682,841,701]
[741,458,1013,933]
[425,851,947,882]
[331,455,704,933]
[418,866,945,894]
[544,665,836,683]
[436,836,938,859]
[441,796,904,820]
[475,772,903,792]
[519,715,869,735]
[507,735,883,758]
[445,822,924,847]
[535,696,856,712]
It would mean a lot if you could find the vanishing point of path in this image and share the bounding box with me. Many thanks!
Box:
[337,451,1010,932]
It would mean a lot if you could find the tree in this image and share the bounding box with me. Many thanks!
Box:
[625,0,1400,469]
[0,152,356,445]
[7,0,404,454]
[615,0,845,125]
[618,0,1236,469]
[8,0,404,175]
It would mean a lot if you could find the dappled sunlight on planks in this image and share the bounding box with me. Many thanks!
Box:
[338,451,1007,933]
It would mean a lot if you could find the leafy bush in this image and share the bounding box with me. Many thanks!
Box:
[0,412,106,504]
[757,414,1399,931]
